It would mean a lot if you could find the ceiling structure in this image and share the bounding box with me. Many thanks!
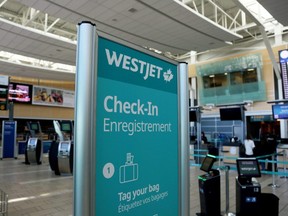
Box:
[0,0,286,81]
[257,0,288,27]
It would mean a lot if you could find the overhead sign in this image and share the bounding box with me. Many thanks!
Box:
[95,36,179,215]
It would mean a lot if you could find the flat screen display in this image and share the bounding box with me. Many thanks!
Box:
[236,158,261,178]
[8,82,32,103]
[60,121,72,132]
[29,122,39,133]
[189,110,197,122]
[220,107,243,121]
[200,155,215,172]
[272,104,288,119]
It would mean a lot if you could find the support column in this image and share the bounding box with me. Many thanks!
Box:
[74,21,97,216]
[179,62,190,216]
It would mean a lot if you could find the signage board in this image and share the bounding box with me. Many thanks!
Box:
[1,121,17,158]
[95,36,179,215]
[279,49,288,99]
[32,85,74,108]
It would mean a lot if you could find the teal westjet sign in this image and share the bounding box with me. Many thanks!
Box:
[95,36,179,215]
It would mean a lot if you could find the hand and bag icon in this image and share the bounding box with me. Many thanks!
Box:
[119,153,138,183]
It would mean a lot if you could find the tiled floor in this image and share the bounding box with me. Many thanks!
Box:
[0,156,288,215]
[0,156,73,216]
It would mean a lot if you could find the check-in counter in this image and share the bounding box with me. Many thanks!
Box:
[222,142,241,164]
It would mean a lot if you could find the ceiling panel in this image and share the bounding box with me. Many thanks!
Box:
[258,0,288,26]
[4,0,281,82]
[17,0,241,54]
[0,19,76,65]
[0,59,75,81]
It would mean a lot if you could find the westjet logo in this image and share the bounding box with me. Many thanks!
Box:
[105,49,174,82]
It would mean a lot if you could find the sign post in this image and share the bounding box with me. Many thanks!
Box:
[74,21,189,216]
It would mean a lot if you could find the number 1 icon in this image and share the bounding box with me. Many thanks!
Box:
[103,163,115,179]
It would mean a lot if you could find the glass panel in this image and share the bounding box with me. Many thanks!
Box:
[230,71,243,85]
[203,74,228,88]
[243,68,257,83]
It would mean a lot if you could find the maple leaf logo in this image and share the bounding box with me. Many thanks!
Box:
[163,69,173,82]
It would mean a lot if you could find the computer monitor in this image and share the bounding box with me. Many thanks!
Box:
[272,104,288,119]
[60,121,72,132]
[28,122,40,133]
[200,155,216,172]
[220,107,243,121]
[189,110,197,122]
[236,158,261,178]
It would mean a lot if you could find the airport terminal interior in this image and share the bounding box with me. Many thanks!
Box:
[1,0,288,215]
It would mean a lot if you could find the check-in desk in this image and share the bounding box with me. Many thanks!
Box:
[198,170,221,216]
[236,176,261,216]
[223,142,241,164]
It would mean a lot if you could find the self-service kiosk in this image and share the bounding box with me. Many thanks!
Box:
[25,121,42,165]
[236,158,279,216]
[26,137,42,164]
[197,154,221,216]
[57,140,73,174]
[49,120,73,175]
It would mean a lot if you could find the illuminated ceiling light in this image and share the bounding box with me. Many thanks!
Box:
[209,75,215,78]
[225,41,233,45]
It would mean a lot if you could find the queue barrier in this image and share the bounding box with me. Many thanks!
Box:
[191,150,288,185]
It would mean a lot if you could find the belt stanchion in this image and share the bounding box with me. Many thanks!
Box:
[192,149,209,165]
[268,153,280,188]
[280,149,288,179]
[218,144,222,167]
[225,165,230,215]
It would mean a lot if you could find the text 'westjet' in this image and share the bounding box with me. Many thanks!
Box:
[105,49,173,82]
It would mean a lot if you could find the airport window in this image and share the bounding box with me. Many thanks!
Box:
[203,73,228,89]
[230,68,258,85]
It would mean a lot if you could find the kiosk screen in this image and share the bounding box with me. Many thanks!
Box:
[61,142,69,151]
[30,122,39,133]
[61,122,72,132]
[200,155,215,172]
[237,158,261,177]
[29,138,37,146]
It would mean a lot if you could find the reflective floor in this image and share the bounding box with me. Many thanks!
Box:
[0,156,288,215]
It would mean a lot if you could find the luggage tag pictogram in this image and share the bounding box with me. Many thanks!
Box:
[119,153,138,183]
